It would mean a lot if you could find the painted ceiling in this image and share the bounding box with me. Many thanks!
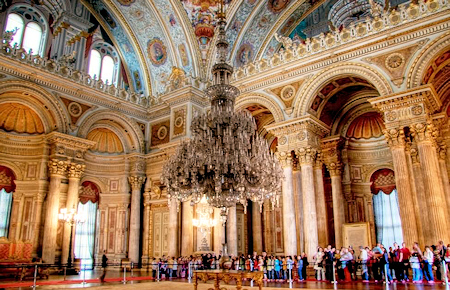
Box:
[83,0,379,96]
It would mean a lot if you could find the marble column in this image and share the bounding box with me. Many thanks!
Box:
[411,123,450,243]
[313,154,328,247]
[128,176,145,264]
[277,151,297,256]
[296,147,319,261]
[326,163,346,249]
[181,200,194,256]
[32,192,45,256]
[437,146,450,220]
[406,146,425,247]
[410,148,429,242]
[252,202,263,254]
[214,208,225,255]
[61,162,85,265]
[141,191,151,264]
[167,199,179,257]
[293,168,304,254]
[384,128,418,246]
[226,206,238,257]
[42,159,67,263]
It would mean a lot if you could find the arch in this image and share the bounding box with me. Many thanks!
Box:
[0,80,68,133]
[235,93,285,123]
[80,176,108,195]
[77,109,144,153]
[364,164,395,184]
[0,162,22,181]
[294,63,393,117]
[407,31,450,89]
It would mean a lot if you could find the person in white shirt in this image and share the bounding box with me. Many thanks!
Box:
[359,246,369,282]
[423,246,434,283]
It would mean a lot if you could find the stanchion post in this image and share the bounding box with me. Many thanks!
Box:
[131,262,133,278]
[122,265,127,284]
[332,263,337,284]
[157,265,160,282]
[384,264,389,286]
[30,264,38,289]
[63,265,67,281]
[443,260,449,286]
[188,263,192,283]
[289,268,293,289]
[82,264,87,285]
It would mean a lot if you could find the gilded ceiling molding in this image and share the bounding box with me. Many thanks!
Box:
[80,0,151,94]
[407,31,450,89]
[169,0,203,79]
[77,109,145,153]
[235,93,285,123]
[0,80,68,134]
[256,0,327,60]
[293,62,393,118]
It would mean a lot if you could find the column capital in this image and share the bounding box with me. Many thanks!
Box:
[67,162,85,179]
[383,127,406,148]
[410,121,438,146]
[326,162,343,177]
[295,147,317,165]
[47,158,68,177]
[128,176,146,191]
[275,151,293,168]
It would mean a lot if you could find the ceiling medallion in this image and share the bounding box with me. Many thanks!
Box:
[385,53,404,70]
[280,85,295,101]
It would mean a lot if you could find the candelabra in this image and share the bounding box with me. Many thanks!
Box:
[59,208,85,269]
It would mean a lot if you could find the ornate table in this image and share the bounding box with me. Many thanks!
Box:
[193,270,263,290]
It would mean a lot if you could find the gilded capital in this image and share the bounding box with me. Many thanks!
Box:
[296,147,317,165]
[410,122,438,145]
[326,162,342,177]
[275,151,293,168]
[47,158,68,177]
[383,128,406,148]
[67,162,85,179]
[128,176,146,190]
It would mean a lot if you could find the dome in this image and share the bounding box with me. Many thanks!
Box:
[346,112,385,139]
[87,128,124,153]
[0,103,44,134]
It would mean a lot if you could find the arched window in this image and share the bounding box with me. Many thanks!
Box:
[3,5,48,56]
[87,42,120,85]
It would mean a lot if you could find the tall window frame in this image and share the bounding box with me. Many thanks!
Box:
[3,4,48,56]
[87,42,120,86]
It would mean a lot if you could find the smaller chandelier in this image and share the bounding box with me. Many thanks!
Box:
[193,195,217,229]
[58,208,85,225]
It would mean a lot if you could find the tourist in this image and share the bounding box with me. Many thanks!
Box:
[313,247,325,281]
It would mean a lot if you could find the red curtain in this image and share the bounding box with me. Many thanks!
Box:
[79,181,99,204]
[370,168,396,195]
[0,166,15,192]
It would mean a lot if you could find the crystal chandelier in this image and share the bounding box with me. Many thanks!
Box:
[193,195,216,229]
[161,4,283,223]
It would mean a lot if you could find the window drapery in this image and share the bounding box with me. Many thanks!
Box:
[372,189,403,248]
[74,201,97,267]
[0,188,12,237]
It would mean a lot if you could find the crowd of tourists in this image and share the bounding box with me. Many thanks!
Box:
[149,240,450,284]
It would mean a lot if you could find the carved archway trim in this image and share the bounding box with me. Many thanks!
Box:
[81,176,108,195]
[0,161,23,181]
[235,93,285,123]
[77,109,145,153]
[0,80,68,133]
[365,164,395,184]
[294,63,392,117]
[407,32,450,89]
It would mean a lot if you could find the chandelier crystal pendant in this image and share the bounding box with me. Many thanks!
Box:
[161,5,283,224]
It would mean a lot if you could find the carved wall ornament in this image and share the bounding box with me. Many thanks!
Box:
[385,53,405,70]
[279,136,287,145]
[157,126,168,140]
[280,85,295,101]
[172,106,186,137]
[68,102,82,117]
[411,105,423,115]
[151,120,170,146]
[296,131,306,141]
[385,111,397,121]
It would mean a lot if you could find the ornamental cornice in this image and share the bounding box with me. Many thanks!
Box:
[46,131,96,151]
[265,114,330,138]
[232,5,450,92]
[159,87,208,108]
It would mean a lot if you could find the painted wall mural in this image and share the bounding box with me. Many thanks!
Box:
[147,38,167,66]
